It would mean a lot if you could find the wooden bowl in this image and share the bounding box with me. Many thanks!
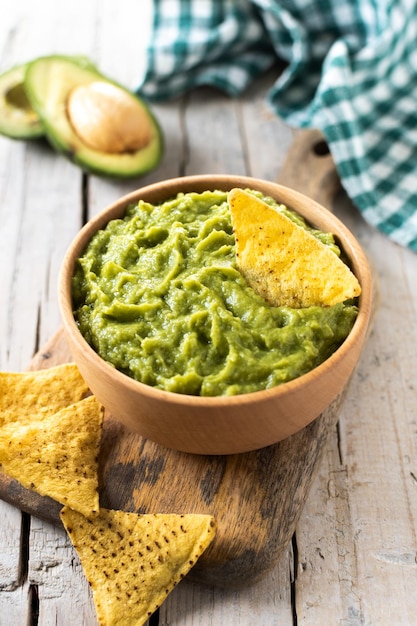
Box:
[59,175,373,455]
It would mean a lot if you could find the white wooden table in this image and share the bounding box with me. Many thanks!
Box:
[1,2,416,624]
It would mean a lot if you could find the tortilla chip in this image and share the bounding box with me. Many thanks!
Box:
[0,363,89,428]
[60,506,217,626]
[0,395,103,517]
[228,188,361,308]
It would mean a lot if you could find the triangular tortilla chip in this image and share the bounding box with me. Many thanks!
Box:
[228,188,361,307]
[0,363,89,427]
[0,395,103,517]
[60,507,217,626]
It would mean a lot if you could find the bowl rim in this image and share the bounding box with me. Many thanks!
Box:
[58,174,373,408]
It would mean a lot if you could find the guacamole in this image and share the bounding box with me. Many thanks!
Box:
[72,190,358,396]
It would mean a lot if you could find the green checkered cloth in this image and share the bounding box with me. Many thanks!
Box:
[138,0,417,252]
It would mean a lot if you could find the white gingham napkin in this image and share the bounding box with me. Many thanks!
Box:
[138,0,417,252]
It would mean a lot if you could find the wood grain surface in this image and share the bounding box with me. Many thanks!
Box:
[0,325,349,589]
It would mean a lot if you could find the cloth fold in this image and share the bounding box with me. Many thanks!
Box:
[138,0,417,252]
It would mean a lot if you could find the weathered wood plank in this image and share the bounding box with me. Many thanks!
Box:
[241,70,294,182]
[295,431,364,624]
[90,0,153,89]
[295,194,417,623]
[339,194,417,624]
[0,0,101,363]
[0,581,30,624]
[28,516,97,626]
[0,3,99,625]
[160,546,294,625]
[184,87,246,176]
[0,503,25,591]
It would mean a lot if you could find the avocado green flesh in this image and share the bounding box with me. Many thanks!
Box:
[24,55,162,178]
[72,190,359,397]
[0,64,43,139]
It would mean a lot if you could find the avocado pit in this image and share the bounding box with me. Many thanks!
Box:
[6,82,33,112]
[5,82,40,128]
[66,81,153,154]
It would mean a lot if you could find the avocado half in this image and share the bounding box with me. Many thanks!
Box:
[24,55,163,178]
[0,63,44,139]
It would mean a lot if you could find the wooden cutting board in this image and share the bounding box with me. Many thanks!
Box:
[0,130,354,589]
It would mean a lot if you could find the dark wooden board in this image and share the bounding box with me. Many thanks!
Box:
[0,130,353,589]
[0,328,348,588]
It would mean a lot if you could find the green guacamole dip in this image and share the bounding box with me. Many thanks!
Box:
[72,190,358,396]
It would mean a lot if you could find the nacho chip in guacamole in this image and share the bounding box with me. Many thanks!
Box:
[228,188,361,308]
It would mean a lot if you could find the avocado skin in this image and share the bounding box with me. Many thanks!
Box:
[24,55,163,179]
[0,63,44,139]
